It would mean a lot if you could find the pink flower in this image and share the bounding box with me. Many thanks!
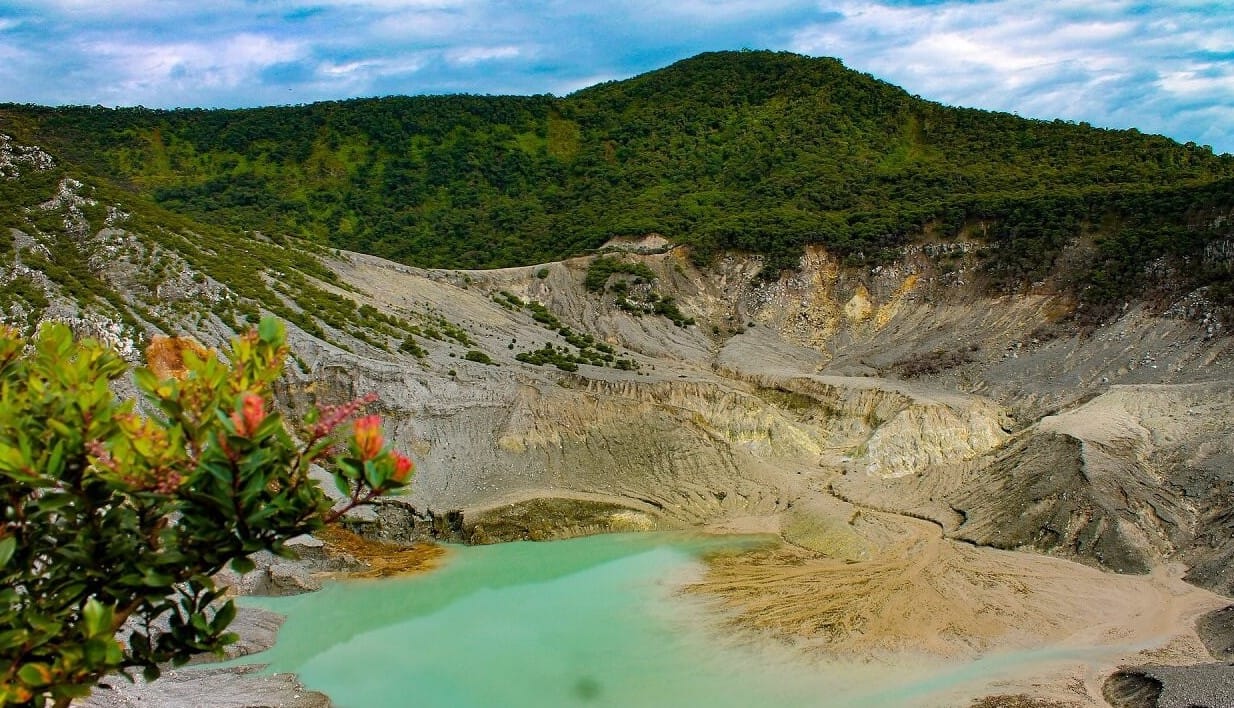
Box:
[307,392,380,439]
[353,415,384,461]
[390,452,414,484]
[231,393,266,437]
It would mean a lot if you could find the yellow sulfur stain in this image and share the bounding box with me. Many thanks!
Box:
[874,274,919,329]
[843,284,873,323]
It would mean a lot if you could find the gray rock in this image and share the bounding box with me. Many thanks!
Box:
[1199,605,1234,661]
[81,608,326,708]
[1104,664,1234,708]
[82,665,329,708]
[266,562,322,596]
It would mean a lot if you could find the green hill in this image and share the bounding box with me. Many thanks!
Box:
[3,50,1233,311]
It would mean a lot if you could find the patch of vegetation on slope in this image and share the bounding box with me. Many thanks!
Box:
[3,50,1233,313]
[491,290,639,371]
[0,133,473,356]
[584,256,695,327]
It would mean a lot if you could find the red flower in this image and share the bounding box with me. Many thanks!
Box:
[353,415,384,460]
[390,452,414,484]
[231,393,267,437]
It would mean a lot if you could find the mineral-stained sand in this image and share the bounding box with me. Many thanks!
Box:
[690,505,1227,706]
[316,525,446,578]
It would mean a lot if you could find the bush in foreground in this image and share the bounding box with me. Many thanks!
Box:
[0,318,411,706]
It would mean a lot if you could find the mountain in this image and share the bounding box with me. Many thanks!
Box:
[4,51,1234,705]
[3,50,1233,318]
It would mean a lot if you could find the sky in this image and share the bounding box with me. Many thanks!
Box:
[0,1,1231,154]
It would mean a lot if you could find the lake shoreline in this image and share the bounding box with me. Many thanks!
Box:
[240,528,1225,707]
[83,525,1229,707]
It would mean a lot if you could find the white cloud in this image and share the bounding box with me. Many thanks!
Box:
[311,0,469,9]
[446,44,523,65]
[311,53,433,96]
[788,0,1234,151]
[319,60,379,78]
[369,55,434,78]
[1157,67,1234,98]
[81,33,305,102]
[20,0,166,15]
[367,9,472,41]
[628,0,815,22]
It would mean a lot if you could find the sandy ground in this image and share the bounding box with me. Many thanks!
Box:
[690,502,1227,706]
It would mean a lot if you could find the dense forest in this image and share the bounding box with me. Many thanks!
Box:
[3,50,1233,308]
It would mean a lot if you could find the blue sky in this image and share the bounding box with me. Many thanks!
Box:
[1,1,1231,154]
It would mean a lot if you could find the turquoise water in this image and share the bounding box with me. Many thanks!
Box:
[238,533,1108,707]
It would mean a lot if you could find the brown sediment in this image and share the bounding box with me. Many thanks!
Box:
[970,696,1082,708]
[316,526,446,579]
[692,513,1222,656]
[145,334,211,381]
[688,502,1227,704]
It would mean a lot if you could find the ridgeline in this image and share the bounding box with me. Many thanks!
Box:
[3,50,1233,313]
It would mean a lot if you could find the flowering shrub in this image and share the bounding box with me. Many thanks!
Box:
[0,318,411,706]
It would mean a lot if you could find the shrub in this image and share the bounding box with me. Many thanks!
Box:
[0,318,412,706]
[399,337,427,357]
[463,350,496,365]
[584,256,656,292]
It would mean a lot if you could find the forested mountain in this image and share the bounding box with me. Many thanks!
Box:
[3,50,1233,311]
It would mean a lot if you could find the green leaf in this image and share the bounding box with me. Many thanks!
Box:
[82,598,113,638]
[84,636,111,664]
[0,628,29,650]
[133,367,159,393]
[127,630,152,660]
[141,568,174,587]
[190,612,209,632]
[105,639,124,664]
[332,473,351,498]
[51,683,93,699]
[44,441,66,478]
[0,536,15,568]
[258,317,284,345]
[337,458,361,480]
[363,459,385,489]
[34,492,73,512]
[17,662,53,687]
[0,443,30,475]
[26,613,62,636]
[229,556,256,574]
[46,419,73,439]
[211,600,237,633]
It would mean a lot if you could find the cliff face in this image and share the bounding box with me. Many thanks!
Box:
[261,234,1232,594]
[265,247,1021,526]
